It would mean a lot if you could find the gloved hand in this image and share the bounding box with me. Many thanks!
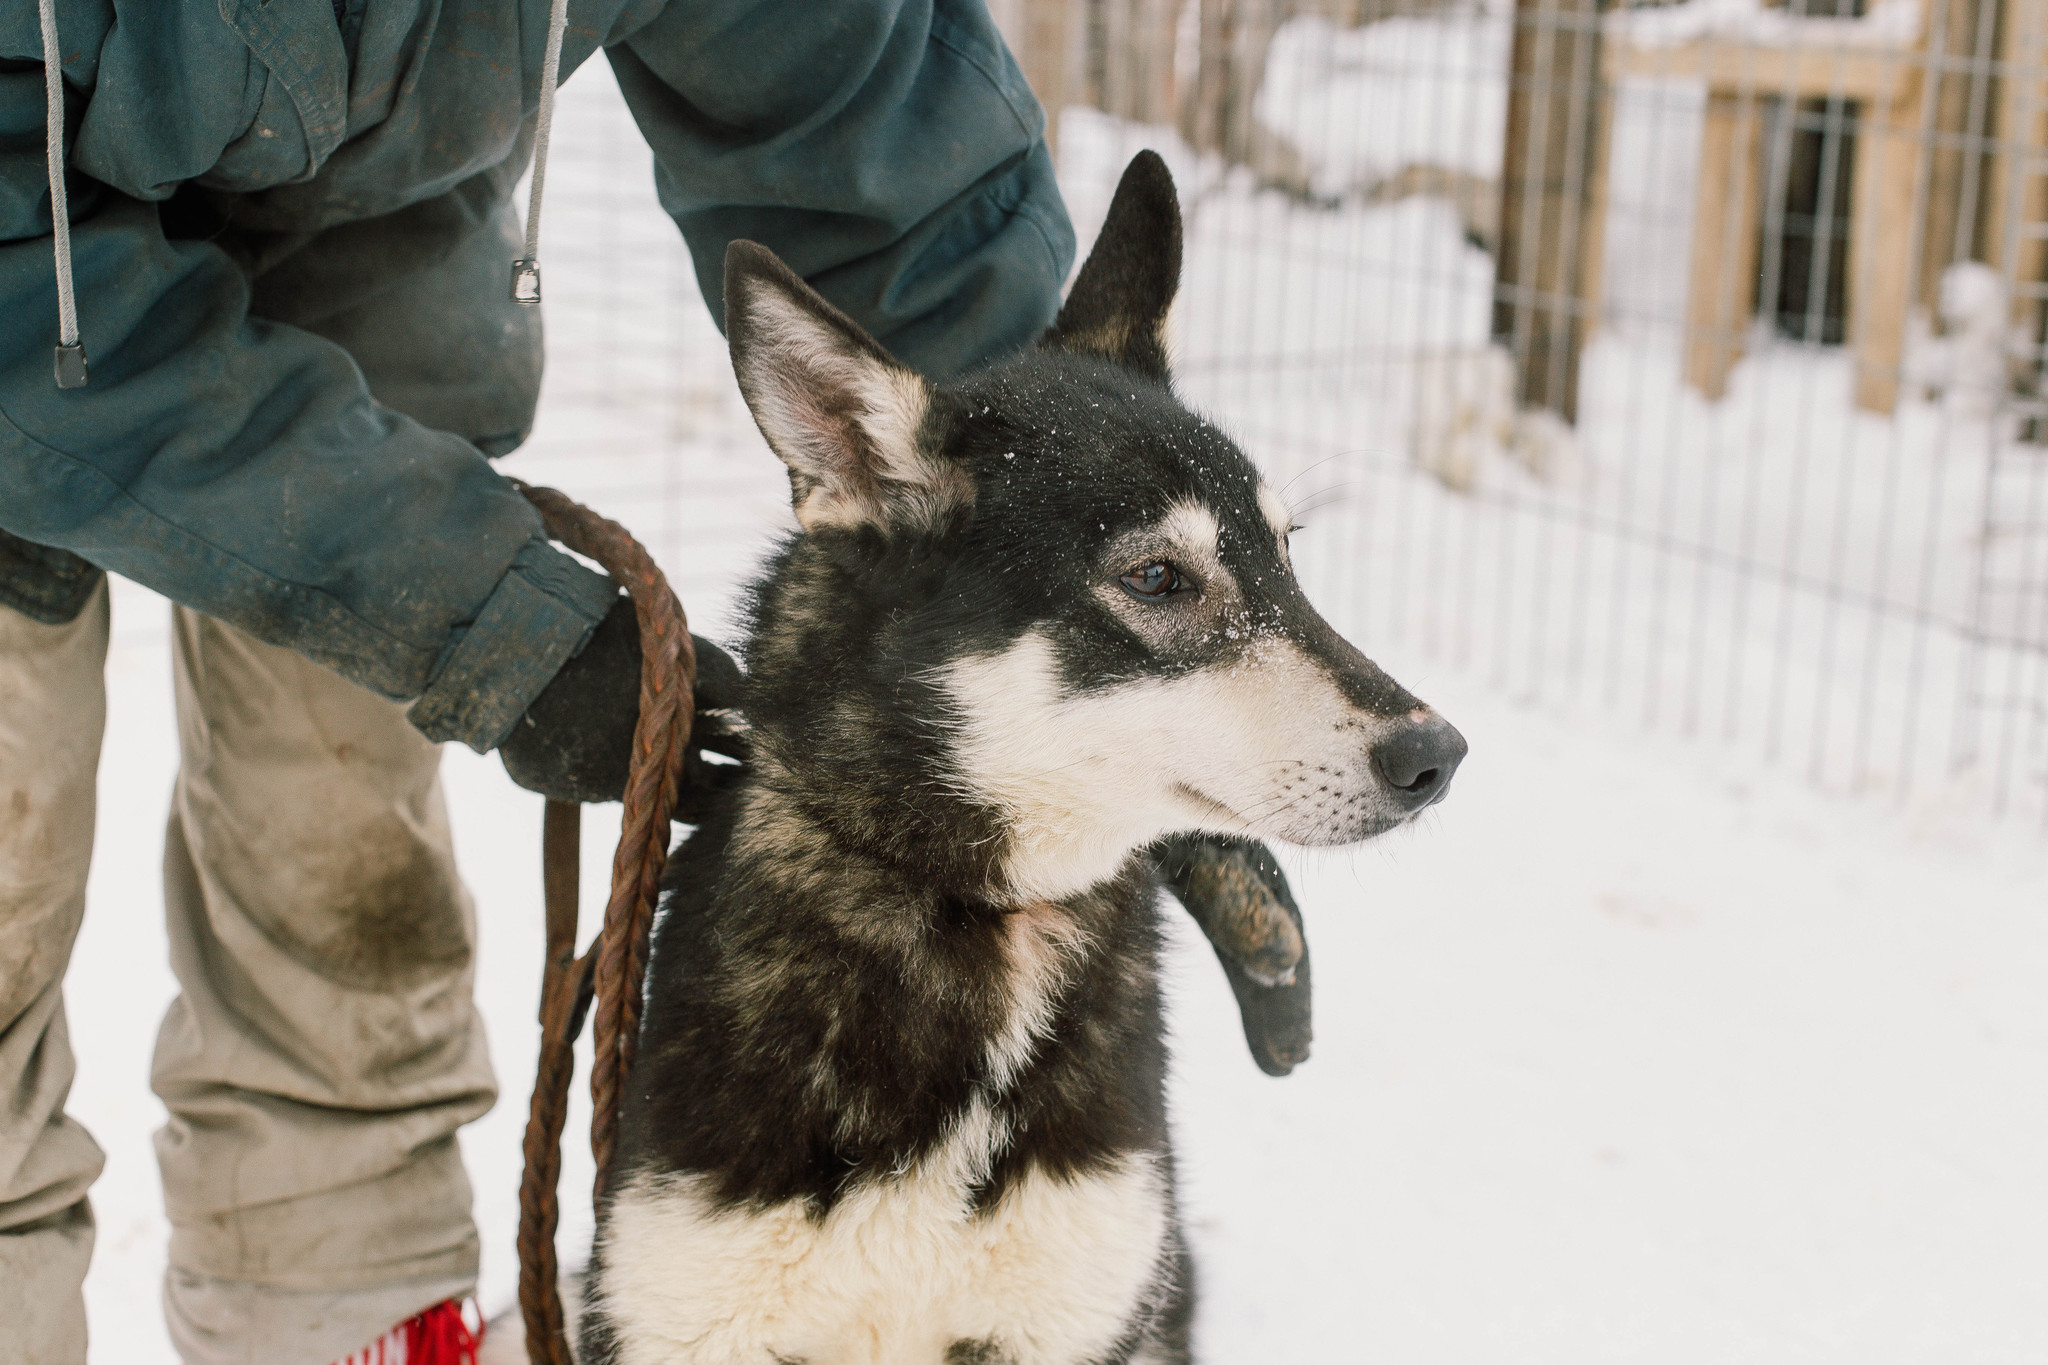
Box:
[500,594,747,805]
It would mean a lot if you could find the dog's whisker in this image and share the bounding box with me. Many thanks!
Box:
[1277,448,1371,499]
[1289,483,1368,522]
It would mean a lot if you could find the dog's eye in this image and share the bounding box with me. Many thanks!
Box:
[1119,561,1189,601]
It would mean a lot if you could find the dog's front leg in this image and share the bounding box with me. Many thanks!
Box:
[1153,834,1313,1076]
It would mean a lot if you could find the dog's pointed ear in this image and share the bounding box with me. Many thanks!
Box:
[724,241,968,532]
[1044,150,1182,380]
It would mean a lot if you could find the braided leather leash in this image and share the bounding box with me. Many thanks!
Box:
[511,481,697,1365]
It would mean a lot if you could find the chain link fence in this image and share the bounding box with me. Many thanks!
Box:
[993,0,2048,822]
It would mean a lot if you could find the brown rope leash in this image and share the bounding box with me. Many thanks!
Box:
[511,482,696,1365]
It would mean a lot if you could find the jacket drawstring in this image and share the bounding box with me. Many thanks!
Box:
[39,0,86,388]
[512,0,571,306]
[40,0,567,388]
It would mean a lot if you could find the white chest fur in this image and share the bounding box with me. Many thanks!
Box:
[594,1123,1170,1365]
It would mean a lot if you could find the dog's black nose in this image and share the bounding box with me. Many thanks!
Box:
[1372,713,1467,809]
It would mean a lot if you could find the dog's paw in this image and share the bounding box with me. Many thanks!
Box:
[1154,833,1314,1076]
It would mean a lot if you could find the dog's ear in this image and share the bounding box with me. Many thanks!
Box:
[724,241,968,532]
[1044,150,1182,380]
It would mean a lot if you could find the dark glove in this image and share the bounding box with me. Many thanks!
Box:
[1155,833,1313,1077]
[499,595,747,805]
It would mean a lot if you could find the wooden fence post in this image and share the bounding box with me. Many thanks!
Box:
[1493,0,1607,423]
[992,0,1082,155]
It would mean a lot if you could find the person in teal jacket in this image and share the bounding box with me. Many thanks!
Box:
[1,0,1070,739]
[0,3,1073,1362]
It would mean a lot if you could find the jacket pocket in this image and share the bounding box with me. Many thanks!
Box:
[0,527,104,626]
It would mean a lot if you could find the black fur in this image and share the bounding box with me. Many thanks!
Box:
[1042,148,1181,379]
[623,809,1169,1213]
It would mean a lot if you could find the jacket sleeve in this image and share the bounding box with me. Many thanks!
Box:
[607,0,1075,380]
[0,64,615,752]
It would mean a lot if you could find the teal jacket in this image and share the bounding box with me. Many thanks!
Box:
[0,0,1072,749]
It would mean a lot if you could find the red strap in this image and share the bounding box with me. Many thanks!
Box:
[331,1299,483,1365]
[401,1300,483,1365]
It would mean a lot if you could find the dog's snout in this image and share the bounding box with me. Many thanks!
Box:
[1371,713,1467,810]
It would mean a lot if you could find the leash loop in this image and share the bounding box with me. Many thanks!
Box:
[511,482,696,1365]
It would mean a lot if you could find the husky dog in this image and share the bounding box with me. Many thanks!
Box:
[580,153,1466,1365]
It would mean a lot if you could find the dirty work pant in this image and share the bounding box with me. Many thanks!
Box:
[0,584,498,1365]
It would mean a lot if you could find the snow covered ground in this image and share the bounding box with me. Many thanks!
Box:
[69,576,2048,1363]
[65,49,2048,1365]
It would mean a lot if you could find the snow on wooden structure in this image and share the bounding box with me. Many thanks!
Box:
[1549,0,2048,417]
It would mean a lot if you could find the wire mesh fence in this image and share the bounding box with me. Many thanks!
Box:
[524,0,2048,826]
[991,0,2048,823]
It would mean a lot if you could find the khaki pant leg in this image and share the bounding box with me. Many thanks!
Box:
[153,606,497,1365]
[0,585,109,1365]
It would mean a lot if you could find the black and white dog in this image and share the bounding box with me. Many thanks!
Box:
[580,153,1465,1365]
